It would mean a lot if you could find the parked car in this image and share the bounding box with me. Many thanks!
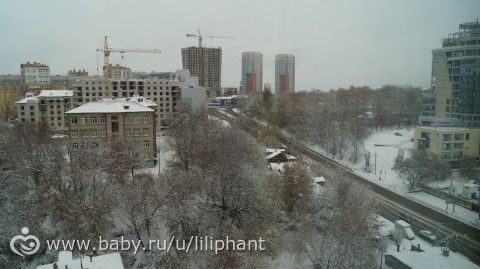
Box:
[419,230,438,243]
[395,220,415,240]
[394,132,402,136]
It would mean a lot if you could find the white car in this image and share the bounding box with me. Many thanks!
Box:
[419,230,437,243]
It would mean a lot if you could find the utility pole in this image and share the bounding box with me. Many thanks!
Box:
[379,247,384,269]
[157,145,161,175]
[375,151,377,174]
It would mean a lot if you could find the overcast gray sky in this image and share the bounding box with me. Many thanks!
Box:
[0,0,478,90]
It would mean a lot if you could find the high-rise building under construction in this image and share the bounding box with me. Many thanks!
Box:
[181,47,222,97]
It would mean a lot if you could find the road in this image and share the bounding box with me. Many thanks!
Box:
[209,107,480,266]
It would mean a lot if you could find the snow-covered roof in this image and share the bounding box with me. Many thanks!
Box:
[418,126,478,132]
[100,95,157,108]
[286,155,297,160]
[395,220,411,227]
[264,148,285,154]
[313,176,326,183]
[37,90,73,98]
[16,95,38,104]
[66,100,155,114]
[269,162,285,173]
[37,251,124,269]
[266,150,284,160]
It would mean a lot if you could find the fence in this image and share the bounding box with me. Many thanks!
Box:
[419,183,479,212]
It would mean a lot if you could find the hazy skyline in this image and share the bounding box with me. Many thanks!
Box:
[0,0,478,90]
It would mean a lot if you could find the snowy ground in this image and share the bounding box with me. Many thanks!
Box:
[306,128,480,227]
[139,133,175,176]
[378,216,479,269]
[208,115,231,127]
[406,191,480,227]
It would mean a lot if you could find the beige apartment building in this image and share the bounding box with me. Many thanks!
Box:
[15,90,73,130]
[70,76,181,128]
[414,126,480,161]
[65,99,157,161]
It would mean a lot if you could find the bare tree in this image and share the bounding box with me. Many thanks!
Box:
[397,150,450,189]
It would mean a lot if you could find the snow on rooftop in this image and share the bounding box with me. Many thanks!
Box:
[37,251,124,269]
[418,126,479,132]
[100,95,157,107]
[395,220,411,227]
[37,90,73,97]
[264,148,285,154]
[66,100,155,114]
[313,176,326,183]
[16,95,38,104]
[269,162,285,173]
[266,150,283,160]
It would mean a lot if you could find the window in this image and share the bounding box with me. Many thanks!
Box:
[100,117,106,123]
[91,130,97,137]
[81,117,87,125]
[100,130,107,137]
[21,106,24,110]
[142,128,149,136]
[90,117,97,124]
[111,122,119,132]
[441,143,452,150]
[142,115,149,123]
[454,134,464,141]
[466,133,470,140]
[453,142,463,150]
[143,140,150,147]
[30,106,34,110]
[125,129,131,136]
[134,117,139,123]
[72,143,79,150]
[71,117,78,124]
[442,134,452,141]
[453,151,463,159]
[440,152,450,160]
[71,131,78,138]
[91,142,99,149]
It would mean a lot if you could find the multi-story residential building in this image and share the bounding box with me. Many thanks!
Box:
[221,87,238,96]
[65,99,157,161]
[414,126,480,161]
[15,90,73,130]
[181,46,222,97]
[275,54,295,93]
[70,77,181,127]
[430,20,480,127]
[105,64,132,79]
[20,62,50,86]
[68,69,89,77]
[241,51,263,94]
[0,75,24,119]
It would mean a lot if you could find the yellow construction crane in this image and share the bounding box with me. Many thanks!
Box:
[185,29,233,87]
[96,35,162,95]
